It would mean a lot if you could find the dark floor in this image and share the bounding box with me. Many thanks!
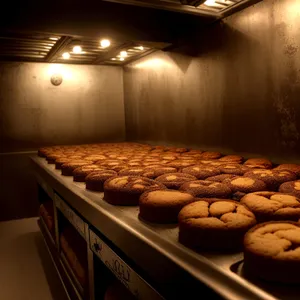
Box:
[0,218,68,300]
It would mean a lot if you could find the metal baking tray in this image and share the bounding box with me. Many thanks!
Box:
[31,156,299,300]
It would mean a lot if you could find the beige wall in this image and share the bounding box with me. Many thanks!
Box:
[0,62,125,220]
[124,0,300,162]
[0,62,125,152]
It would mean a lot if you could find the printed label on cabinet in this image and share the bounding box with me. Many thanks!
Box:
[90,230,163,300]
[55,193,86,239]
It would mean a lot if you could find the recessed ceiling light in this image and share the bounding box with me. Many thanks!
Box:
[204,0,215,6]
[120,57,125,61]
[120,51,127,57]
[62,52,70,59]
[73,46,82,54]
[111,58,116,60]
[49,37,59,41]
[100,39,111,48]
[137,46,144,51]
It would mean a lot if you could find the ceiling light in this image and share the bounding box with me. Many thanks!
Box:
[62,52,70,59]
[120,51,127,57]
[137,46,144,51]
[120,57,125,61]
[204,0,215,5]
[100,39,111,48]
[49,37,59,41]
[73,46,82,54]
[111,58,116,60]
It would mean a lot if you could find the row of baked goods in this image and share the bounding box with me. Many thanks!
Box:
[38,143,300,283]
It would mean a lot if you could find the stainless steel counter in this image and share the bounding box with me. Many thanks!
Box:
[31,156,299,300]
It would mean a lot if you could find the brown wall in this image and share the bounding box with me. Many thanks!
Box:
[0,62,125,220]
[123,0,300,163]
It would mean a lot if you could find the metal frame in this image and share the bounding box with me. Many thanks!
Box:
[31,156,300,300]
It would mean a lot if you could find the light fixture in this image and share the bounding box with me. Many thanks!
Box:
[62,52,70,59]
[100,39,111,48]
[73,45,82,54]
[120,57,125,61]
[136,46,144,51]
[49,37,59,41]
[204,0,215,6]
[120,51,127,57]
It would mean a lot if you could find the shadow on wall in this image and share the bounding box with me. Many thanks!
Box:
[124,0,300,161]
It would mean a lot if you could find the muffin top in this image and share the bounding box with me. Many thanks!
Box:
[241,192,300,221]
[274,164,300,177]
[244,222,300,259]
[140,190,194,207]
[244,169,297,188]
[244,158,272,169]
[119,167,148,177]
[73,165,106,175]
[178,200,256,229]
[219,164,249,176]
[180,180,232,198]
[104,176,166,193]
[155,173,197,189]
[85,170,118,182]
[200,151,222,159]
[181,165,220,179]
[166,160,197,168]
[223,176,267,193]
[143,166,177,178]
[205,174,237,182]
[279,180,300,198]
[219,155,243,164]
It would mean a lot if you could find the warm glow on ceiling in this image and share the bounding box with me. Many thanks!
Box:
[72,45,82,54]
[120,51,128,57]
[62,52,70,59]
[100,39,111,48]
[134,58,172,69]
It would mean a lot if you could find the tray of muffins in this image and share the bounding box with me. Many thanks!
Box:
[33,143,300,300]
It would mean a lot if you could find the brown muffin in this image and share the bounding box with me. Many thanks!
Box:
[97,160,127,171]
[38,147,52,157]
[279,180,300,198]
[223,176,267,200]
[126,161,143,167]
[200,151,222,159]
[118,167,148,177]
[142,166,177,179]
[164,147,188,153]
[60,226,88,288]
[219,164,249,176]
[219,155,243,164]
[160,154,179,161]
[155,173,197,189]
[46,153,66,164]
[180,180,232,198]
[181,165,220,179]
[166,160,197,169]
[61,160,93,176]
[244,158,272,169]
[86,170,118,191]
[83,154,107,162]
[205,174,237,182]
[241,191,300,222]
[139,190,195,223]
[178,200,256,250]
[104,176,166,205]
[39,201,54,236]
[274,164,300,178]
[243,221,300,283]
[55,157,80,169]
[244,169,297,190]
[73,165,106,182]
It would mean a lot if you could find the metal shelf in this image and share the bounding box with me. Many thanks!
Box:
[31,156,299,300]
